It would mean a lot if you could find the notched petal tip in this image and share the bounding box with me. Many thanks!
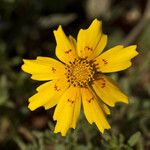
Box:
[133,45,139,56]
[79,18,102,31]
[21,64,25,71]
[122,96,129,104]
[98,123,111,134]
[30,75,40,81]
[114,95,129,106]
[107,111,111,115]
[22,59,34,64]
[21,60,29,71]
[103,34,108,41]
[104,125,111,131]
[89,18,102,30]
[44,105,51,110]
[127,45,139,56]
[57,25,62,30]
[28,103,37,111]
[61,132,66,136]
[21,64,31,73]
[119,91,129,103]
[130,45,137,49]
[22,59,26,63]
[54,130,66,137]
[54,123,68,136]
[53,25,63,34]
[21,59,34,72]
[108,103,115,107]
[22,59,30,63]
[92,18,102,25]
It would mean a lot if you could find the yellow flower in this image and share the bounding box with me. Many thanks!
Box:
[22,19,138,136]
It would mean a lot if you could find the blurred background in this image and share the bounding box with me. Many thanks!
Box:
[0,0,150,149]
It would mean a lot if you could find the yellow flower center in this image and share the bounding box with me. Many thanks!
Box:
[65,58,96,87]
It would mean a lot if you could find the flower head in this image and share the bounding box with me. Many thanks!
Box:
[22,19,138,136]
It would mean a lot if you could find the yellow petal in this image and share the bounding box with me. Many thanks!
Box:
[101,103,110,115]
[69,35,77,49]
[95,45,139,73]
[77,19,107,59]
[54,26,77,64]
[22,57,65,81]
[28,78,69,111]
[81,88,110,133]
[36,81,52,92]
[89,34,108,60]
[92,74,128,107]
[71,89,81,129]
[53,86,81,136]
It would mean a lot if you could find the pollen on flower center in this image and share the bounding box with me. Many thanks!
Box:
[65,58,96,87]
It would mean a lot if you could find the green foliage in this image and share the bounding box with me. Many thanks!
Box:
[128,132,142,147]
[0,0,150,149]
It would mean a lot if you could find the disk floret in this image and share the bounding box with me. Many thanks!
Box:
[65,58,96,87]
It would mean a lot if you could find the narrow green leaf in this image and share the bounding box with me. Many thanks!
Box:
[128,132,141,147]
